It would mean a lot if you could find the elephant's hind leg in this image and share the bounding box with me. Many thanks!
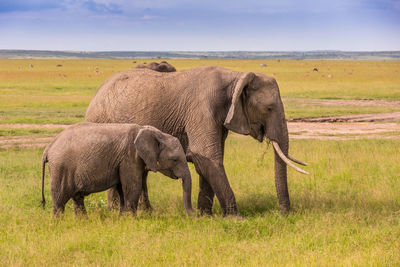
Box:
[72,194,87,216]
[115,183,125,213]
[107,187,120,211]
[50,170,70,216]
[52,194,69,216]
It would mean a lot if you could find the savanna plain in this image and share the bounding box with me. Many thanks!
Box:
[0,59,400,266]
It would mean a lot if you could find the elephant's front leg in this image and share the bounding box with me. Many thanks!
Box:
[119,159,144,215]
[198,175,215,215]
[121,179,142,214]
[192,154,238,216]
[138,171,152,210]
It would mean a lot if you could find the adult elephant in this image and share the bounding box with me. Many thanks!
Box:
[85,66,308,215]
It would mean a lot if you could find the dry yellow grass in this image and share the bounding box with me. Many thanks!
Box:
[1,59,399,124]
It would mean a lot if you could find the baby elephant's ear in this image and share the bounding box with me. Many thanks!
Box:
[134,128,161,171]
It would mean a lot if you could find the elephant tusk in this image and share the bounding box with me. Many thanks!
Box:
[272,141,309,175]
[288,154,308,166]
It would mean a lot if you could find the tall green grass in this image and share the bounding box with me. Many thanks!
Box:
[0,137,399,265]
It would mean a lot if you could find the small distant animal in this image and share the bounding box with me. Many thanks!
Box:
[56,64,63,67]
[260,64,267,67]
[313,68,319,72]
[136,61,176,72]
[133,61,136,63]
[30,64,33,68]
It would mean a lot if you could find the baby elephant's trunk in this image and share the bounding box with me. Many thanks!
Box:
[181,170,193,215]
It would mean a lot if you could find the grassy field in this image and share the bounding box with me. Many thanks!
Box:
[0,59,400,265]
[0,138,399,265]
[1,59,400,124]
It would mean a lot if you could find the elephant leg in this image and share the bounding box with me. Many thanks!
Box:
[115,183,125,213]
[189,128,237,216]
[72,194,87,216]
[195,129,227,215]
[138,170,152,210]
[50,170,69,216]
[119,160,143,215]
[107,186,120,211]
[52,193,69,216]
[197,174,215,215]
[192,154,238,216]
[120,179,142,215]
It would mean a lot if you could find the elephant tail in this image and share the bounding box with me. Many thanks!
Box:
[41,149,48,209]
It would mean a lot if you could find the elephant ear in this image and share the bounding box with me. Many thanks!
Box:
[134,127,162,172]
[224,72,255,135]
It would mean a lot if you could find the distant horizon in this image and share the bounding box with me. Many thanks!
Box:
[2,50,399,60]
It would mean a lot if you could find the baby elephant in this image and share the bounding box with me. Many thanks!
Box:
[41,122,193,216]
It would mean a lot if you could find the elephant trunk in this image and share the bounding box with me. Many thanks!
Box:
[266,105,291,214]
[273,123,290,214]
[181,170,193,215]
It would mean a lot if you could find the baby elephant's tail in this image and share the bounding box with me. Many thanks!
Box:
[41,149,48,209]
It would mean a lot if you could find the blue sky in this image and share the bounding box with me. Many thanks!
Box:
[0,0,399,51]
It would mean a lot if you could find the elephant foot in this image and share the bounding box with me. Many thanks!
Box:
[197,199,213,216]
[138,191,152,211]
[222,203,239,217]
[279,205,290,215]
[198,206,213,216]
[107,199,120,211]
[138,200,152,211]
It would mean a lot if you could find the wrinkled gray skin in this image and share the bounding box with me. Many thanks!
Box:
[41,122,193,216]
[135,61,176,72]
[86,66,291,215]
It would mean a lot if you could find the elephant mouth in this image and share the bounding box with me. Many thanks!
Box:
[250,123,265,142]
[260,124,265,137]
[162,169,179,179]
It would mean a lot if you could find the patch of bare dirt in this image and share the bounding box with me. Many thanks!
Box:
[288,122,400,140]
[0,136,54,148]
[0,124,69,129]
[1,118,400,148]
[289,112,400,123]
[284,98,400,107]
[0,124,69,148]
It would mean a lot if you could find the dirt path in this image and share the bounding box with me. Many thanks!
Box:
[284,98,400,107]
[289,111,400,123]
[1,106,400,148]
[0,135,54,148]
[0,124,70,129]
[1,121,400,147]
[288,122,400,140]
[0,124,69,148]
